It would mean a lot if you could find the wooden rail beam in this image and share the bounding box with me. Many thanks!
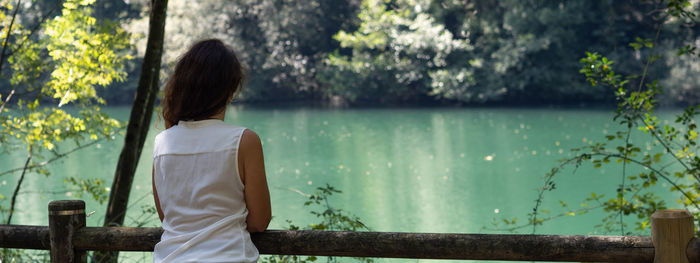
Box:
[251,231,655,262]
[1,206,699,262]
[5,226,699,262]
[0,225,49,249]
[72,228,659,262]
[73,227,162,251]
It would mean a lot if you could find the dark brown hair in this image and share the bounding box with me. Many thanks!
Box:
[161,39,245,128]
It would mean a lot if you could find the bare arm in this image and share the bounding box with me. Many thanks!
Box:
[152,165,164,222]
[238,129,271,232]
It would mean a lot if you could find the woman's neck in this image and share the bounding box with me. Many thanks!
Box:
[209,108,226,121]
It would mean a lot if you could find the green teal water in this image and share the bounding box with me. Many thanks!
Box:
[0,106,685,262]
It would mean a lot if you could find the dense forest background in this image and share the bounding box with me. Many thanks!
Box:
[13,0,700,106]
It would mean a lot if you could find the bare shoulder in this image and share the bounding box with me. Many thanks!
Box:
[240,129,261,148]
[239,129,263,157]
[237,129,265,185]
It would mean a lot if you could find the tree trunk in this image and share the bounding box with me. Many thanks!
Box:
[97,0,168,262]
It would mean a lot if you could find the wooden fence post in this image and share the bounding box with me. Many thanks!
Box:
[49,200,87,263]
[651,209,695,263]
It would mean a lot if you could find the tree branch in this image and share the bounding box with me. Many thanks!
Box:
[0,89,14,114]
[6,151,30,224]
[641,116,699,182]
[0,134,116,177]
[635,14,665,93]
[588,152,700,212]
[0,0,22,73]
[6,0,63,58]
[619,127,632,235]
[484,205,604,233]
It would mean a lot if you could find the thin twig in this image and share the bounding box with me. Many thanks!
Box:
[96,190,155,226]
[0,89,14,113]
[635,14,666,93]
[485,205,604,232]
[0,134,115,177]
[531,172,553,234]
[6,151,30,224]
[280,186,311,197]
[530,159,585,234]
[589,152,700,212]
[619,127,632,235]
[19,188,72,195]
[531,144,700,235]
[642,116,699,182]
[6,0,63,58]
[0,0,22,73]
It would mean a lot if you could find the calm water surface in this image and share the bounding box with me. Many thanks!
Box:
[0,106,684,262]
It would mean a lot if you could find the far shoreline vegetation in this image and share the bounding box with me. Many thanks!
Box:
[100,97,682,111]
[94,0,699,108]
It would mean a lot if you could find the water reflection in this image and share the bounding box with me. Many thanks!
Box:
[0,107,687,262]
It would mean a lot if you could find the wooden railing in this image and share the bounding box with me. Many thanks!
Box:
[0,200,698,262]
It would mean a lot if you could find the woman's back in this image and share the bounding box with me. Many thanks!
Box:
[153,119,258,262]
[152,38,270,262]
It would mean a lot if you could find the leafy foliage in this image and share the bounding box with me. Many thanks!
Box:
[261,185,372,263]
[0,0,130,235]
[526,0,700,236]
[116,0,700,106]
[64,176,110,204]
[319,0,473,104]
[127,0,359,103]
[1,0,128,155]
[44,1,131,106]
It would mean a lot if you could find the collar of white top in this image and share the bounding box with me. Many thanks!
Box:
[177,119,224,128]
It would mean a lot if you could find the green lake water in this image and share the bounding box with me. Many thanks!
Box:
[0,106,687,262]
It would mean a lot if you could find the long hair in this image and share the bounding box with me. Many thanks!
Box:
[161,39,245,128]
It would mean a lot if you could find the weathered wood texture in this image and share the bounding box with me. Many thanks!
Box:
[253,231,656,262]
[652,209,695,263]
[6,226,700,262]
[73,227,162,251]
[0,225,49,249]
[688,238,700,263]
[48,200,86,263]
[71,228,663,262]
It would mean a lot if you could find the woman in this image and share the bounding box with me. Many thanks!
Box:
[152,39,271,262]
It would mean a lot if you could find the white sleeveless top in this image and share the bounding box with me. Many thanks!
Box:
[153,119,258,262]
